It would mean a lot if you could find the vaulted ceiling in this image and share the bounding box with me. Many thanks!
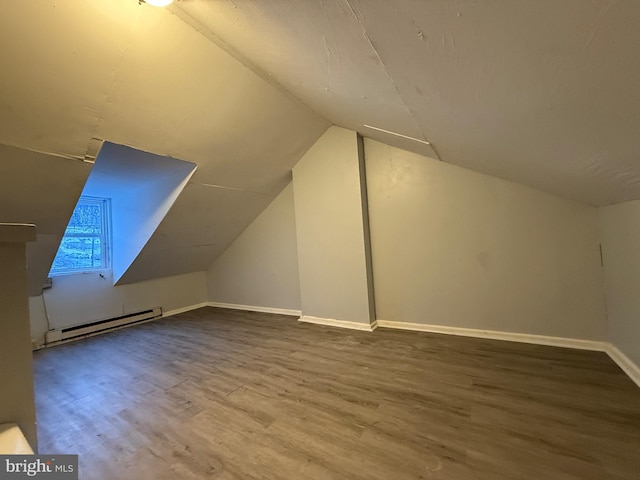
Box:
[1,0,639,288]
[176,0,640,207]
[0,0,328,288]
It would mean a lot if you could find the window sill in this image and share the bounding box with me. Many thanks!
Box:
[49,269,112,278]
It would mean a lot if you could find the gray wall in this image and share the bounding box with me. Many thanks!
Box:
[600,200,640,367]
[207,184,301,311]
[365,139,607,339]
[205,128,609,341]
[292,127,374,325]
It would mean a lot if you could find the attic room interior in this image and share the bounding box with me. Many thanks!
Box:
[1,0,639,478]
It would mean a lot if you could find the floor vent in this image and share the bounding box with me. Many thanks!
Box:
[45,307,162,345]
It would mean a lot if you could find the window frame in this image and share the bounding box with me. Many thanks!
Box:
[49,196,112,276]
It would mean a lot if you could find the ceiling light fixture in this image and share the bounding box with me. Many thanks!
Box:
[362,125,431,145]
[139,0,174,7]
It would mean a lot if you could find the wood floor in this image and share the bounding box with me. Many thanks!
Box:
[34,307,640,479]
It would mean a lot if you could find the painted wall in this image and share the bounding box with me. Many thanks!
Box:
[206,183,301,311]
[0,227,37,450]
[82,142,197,283]
[292,127,374,325]
[600,200,640,367]
[365,139,607,340]
[29,271,207,346]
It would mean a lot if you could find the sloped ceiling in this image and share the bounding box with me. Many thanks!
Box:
[82,142,197,284]
[0,0,328,286]
[0,145,90,296]
[3,0,640,289]
[176,0,640,206]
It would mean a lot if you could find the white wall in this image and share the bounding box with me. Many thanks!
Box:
[83,142,197,283]
[111,172,195,283]
[29,271,207,345]
[292,127,374,325]
[365,139,607,340]
[600,200,640,368]
[206,183,301,311]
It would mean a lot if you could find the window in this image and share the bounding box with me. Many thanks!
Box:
[50,197,111,275]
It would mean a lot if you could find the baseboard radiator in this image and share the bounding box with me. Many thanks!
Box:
[45,307,162,345]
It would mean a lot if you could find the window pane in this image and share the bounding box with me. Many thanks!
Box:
[50,197,110,275]
[51,236,103,271]
[66,203,103,235]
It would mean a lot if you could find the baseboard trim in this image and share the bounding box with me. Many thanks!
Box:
[376,319,640,389]
[164,304,640,389]
[207,302,302,317]
[605,344,640,389]
[298,315,377,332]
[162,302,209,318]
[376,319,607,351]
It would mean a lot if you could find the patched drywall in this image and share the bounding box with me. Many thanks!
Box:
[365,139,607,340]
[600,200,640,368]
[207,183,301,311]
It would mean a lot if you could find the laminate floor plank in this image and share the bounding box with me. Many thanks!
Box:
[33,307,640,479]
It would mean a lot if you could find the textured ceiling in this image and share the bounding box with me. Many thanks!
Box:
[3,0,640,290]
[176,0,640,206]
[0,0,328,286]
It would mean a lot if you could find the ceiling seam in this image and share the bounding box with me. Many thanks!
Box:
[188,180,271,196]
[342,0,434,151]
[320,0,342,94]
[0,141,91,164]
